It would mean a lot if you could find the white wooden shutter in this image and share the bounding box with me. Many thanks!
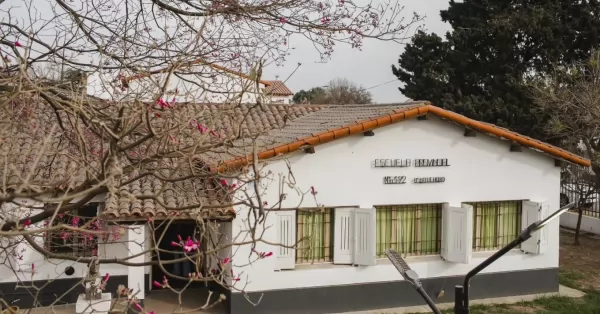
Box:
[333,208,354,264]
[353,208,376,266]
[441,203,473,264]
[275,210,296,269]
[521,201,546,255]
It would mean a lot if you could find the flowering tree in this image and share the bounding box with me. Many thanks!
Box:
[0,0,421,312]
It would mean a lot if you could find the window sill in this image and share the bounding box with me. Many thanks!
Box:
[283,249,526,272]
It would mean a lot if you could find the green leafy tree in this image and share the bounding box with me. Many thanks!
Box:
[393,0,600,142]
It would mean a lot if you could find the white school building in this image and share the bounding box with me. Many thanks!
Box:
[0,101,589,314]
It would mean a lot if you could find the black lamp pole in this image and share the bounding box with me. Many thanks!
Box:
[454,221,538,314]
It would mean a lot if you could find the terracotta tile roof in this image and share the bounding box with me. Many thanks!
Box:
[102,103,324,220]
[264,81,294,96]
[218,102,590,172]
[0,101,324,221]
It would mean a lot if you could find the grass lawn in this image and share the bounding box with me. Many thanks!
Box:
[433,231,600,313]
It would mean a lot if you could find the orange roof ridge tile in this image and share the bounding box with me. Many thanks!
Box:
[216,103,590,173]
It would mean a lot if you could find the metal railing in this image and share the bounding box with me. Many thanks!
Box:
[561,181,600,217]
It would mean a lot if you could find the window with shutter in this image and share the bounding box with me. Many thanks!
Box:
[441,203,473,264]
[467,200,523,251]
[521,201,548,255]
[353,208,376,266]
[296,208,334,264]
[275,210,296,270]
[375,204,443,257]
[333,208,354,264]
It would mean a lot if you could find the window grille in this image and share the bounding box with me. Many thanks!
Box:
[375,204,442,257]
[296,208,334,264]
[466,200,522,251]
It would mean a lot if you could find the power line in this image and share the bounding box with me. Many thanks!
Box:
[364,79,398,90]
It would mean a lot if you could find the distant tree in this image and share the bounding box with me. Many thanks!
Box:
[293,87,327,104]
[393,0,600,143]
[294,78,372,104]
[530,50,600,245]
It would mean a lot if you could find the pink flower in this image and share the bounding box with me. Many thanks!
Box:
[222,257,231,265]
[279,17,287,24]
[153,281,162,288]
[71,216,80,226]
[14,41,22,47]
[220,179,228,186]
[183,238,199,253]
[134,303,143,311]
[158,98,169,109]
[171,241,180,247]
[60,232,71,240]
[23,219,31,226]
[92,249,98,256]
[104,273,110,283]
[263,201,268,206]
[310,186,318,195]
[149,311,155,314]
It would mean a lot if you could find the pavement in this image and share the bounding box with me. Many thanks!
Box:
[336,285,585,314]
[22,284,584,314]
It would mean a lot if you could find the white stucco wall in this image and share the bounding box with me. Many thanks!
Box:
[268,95,293,104]
[230,116,561,293]
[0,201,150,286]
[561,211,600,235]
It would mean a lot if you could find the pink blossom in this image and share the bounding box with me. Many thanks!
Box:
[220,179,228,186]
[263,201,268,206]
[14,41,22,47]
[183,238,199,253]
[104,273,110,283]
[71,216,80,226]
[279,17,287,24]
[134,303,143,311]
[171,241,180,247]
[310,186,318,195]
[153,281,162,288]
[60,232,71,240]
[149,311,155,314]
[23,219,31,226]
[222,257,231,265]
[92,249,98,256]
[177,235,183,242]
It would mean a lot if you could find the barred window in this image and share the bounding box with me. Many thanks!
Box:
[467,201,522,251]
[46,205,99,257]
[375,204,442,258]
[296,208,334,264]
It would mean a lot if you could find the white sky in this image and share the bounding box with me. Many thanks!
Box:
[263,0,452,104]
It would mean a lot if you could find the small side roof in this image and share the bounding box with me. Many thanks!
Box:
[217,102,590,172]
[265,80,294,96]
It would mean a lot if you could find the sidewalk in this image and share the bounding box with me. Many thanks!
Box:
[335,285,585,314]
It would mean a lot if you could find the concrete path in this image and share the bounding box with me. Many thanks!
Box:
[22,285,584,314]
[335,285,585,314]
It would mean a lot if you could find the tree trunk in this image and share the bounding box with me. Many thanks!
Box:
[575,207,583,245]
